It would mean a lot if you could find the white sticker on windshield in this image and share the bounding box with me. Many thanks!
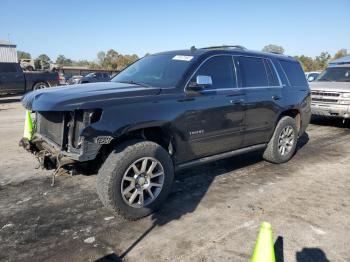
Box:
[172,55,193,61]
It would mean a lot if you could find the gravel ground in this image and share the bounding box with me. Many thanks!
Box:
[0,95,349,262]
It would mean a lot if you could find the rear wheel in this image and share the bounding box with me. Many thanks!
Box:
[33,82,49,90]
[263,116,298,164]
[96,140,174,220]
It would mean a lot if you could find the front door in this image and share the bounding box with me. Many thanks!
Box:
[175,55,246,162]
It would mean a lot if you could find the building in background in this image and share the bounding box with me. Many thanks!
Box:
[0,40,17,62]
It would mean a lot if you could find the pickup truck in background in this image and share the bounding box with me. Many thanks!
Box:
[0,62,61,94]
[310,55,350,119]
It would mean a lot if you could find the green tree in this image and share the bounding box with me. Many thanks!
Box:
[17,50,31,60]
[262,44,285,54]
[315,52,331,70]
[37,54,51,63]
[95,50,139,70]
[56,55,73,66]
[97,51,106,66]
[73,60,91,67]
[294,55,316,72]
[332,49,348,60]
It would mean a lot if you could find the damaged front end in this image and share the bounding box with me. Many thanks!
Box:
[20,109,104,171]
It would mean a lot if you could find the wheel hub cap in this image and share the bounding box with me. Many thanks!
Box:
[121,157,165,208]
[278,125,295,156]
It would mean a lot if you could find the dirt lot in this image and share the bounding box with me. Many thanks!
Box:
[0,95,349,262]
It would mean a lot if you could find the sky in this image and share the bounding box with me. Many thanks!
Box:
[0,0,349,61]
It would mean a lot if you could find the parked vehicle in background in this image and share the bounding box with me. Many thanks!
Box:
[20,59,58,72]
[21,46,311,220]
[305,71,320,82]
[0,62,59,94]
[79,72,110,84]
[66,75,83,85]
[310,55,350,119]
[58,73,66,85]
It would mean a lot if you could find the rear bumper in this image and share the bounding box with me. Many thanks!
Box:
[311,103,350,118]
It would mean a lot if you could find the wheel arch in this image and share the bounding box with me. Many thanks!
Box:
[276,108,301,134]
[98,124,176,165]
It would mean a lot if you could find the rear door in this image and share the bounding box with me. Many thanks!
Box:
[235,56,282,146]
[176,55,246,161]
[0,63,25,93]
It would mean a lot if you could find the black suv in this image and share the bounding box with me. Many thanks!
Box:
[21,46,311,219]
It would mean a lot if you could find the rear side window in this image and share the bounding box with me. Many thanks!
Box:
[264,59,280,86]
[279,60,307,87]
[191,56,236,90]
[0,63,18,73]
[237,57,268,87]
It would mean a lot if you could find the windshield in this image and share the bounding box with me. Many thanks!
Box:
[316,67,350,82]
[85,73,95,77]
[111,54,194,88]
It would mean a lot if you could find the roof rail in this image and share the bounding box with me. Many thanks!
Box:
[200,45,248,50]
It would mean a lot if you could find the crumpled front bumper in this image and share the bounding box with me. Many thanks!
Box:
[19,133,101,170]
[311,103,350,118]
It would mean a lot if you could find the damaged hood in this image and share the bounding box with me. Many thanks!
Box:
[309,81,350,93]
[22,82,161,111]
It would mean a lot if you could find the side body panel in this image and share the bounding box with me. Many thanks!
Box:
[0,63,25,93]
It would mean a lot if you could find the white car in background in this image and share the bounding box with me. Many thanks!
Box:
[305,71,321,82]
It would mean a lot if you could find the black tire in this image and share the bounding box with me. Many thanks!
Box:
[26,66,34,71]
[33,82,49,91]
[263,116,298,164]
[96,139,174,220]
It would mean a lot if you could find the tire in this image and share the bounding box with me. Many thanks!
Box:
[26,66,34,71]
[33,82,49,91]
[263,116,298,164]
[96,139,174,220]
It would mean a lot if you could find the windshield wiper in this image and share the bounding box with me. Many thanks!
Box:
[118,80,151,87]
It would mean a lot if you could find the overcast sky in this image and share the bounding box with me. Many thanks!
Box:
[1,0,349,61]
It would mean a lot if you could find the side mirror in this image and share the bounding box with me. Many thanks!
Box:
[188,75,213,91]
[308,76,315,82]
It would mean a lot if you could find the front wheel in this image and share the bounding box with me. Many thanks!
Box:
[96,140,174,220]
[263,116,298,164]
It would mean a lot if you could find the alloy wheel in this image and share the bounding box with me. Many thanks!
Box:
[121,157,165,208]
[278,126,295,156]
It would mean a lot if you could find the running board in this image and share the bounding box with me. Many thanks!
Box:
[176,143,267,171]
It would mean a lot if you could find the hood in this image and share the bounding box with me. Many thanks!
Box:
[22,82,161,111]
[309,81,350,93]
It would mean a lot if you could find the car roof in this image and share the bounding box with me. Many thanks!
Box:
[153,47,297,62]
[329,54,350,67]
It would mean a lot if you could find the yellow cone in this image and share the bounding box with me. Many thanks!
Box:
[23,110,33,140]
[252,222,276,262]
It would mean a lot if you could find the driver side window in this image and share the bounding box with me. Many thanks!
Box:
[190,56,236,90]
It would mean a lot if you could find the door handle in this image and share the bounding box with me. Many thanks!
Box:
[272,95,281,101]
[230,99,244,104]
